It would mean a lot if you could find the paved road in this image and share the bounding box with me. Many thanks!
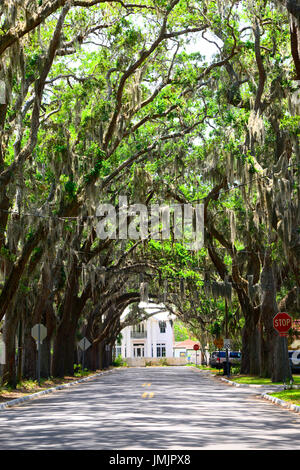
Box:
[0,366,299,450]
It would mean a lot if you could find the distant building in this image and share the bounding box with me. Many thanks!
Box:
[115,302,178,365]
[173,339,201,363]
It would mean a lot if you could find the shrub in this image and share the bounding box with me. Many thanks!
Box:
[73,364,89,376]
[159,358,168,366]
[231,364,241,375]
[113,354,128,367]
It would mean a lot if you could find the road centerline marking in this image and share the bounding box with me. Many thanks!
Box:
[142,391,155,398]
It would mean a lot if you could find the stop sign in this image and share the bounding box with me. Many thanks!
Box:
[273,312,293,337]
[193,344,200,351]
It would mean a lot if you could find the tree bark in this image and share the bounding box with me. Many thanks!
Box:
[260,251,292,382]
[2,304,19,388]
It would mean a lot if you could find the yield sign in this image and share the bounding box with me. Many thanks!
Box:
[78,337,91,351]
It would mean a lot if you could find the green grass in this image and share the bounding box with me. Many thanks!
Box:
[186,364,221,373]
[269,389,300,406]
[231,375,300,385]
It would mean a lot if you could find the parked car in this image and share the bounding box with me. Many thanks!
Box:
[289,350,300,374]
[209,351,241,369]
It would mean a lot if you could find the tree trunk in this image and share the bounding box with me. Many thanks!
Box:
[272,335,292,383]
[238,290,261,375]
[2,305,19,388]
[260,251,292,382]
[40,338,52,378]
[22,318,37,380]
[52,319,77,377]
[84,341,100,371]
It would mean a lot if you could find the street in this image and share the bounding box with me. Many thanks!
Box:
[0,366,299,450]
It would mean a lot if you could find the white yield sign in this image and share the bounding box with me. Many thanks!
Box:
[31,324,47,386]
[78,337,91,370]
[31,324,47,344]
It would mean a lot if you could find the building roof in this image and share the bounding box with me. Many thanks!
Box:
[173,339,200,349]
[121,302,176,322]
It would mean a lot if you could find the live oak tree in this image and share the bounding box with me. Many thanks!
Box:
[0,0,299,386]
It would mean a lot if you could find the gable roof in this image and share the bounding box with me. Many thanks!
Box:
[173,339,200,349]
[121,302,176,322]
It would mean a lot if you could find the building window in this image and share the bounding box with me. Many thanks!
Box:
[159,321,166,333]
[133,343,145,357]
[133,323,145,333]
[157,343,166,357]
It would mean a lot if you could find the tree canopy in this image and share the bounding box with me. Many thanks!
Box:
[0,0,299,386]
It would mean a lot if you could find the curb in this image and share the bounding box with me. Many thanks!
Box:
[219,377,300,414]
[0,369,114,411]
[260,391,300,414]
[220,377,284,389]
[192,369,300,414]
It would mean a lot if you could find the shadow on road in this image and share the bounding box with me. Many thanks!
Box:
[0,367,299,450]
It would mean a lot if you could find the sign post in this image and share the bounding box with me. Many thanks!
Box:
[224,339,231,377]
[273,312,293,385]
[78,337,91,371]
[31,324,47,386]
[213,338,224,375]
[193,344,200,366]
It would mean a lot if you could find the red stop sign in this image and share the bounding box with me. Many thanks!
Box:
[193,344,200,351]
[273,312,293,337]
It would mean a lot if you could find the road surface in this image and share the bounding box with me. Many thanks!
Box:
[0,366,299,450]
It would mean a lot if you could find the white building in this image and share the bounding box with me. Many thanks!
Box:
[115,302,177,365]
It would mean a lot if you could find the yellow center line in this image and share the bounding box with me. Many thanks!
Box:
[141,391,155,398]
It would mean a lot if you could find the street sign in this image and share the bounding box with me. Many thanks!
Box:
[78,337,91,351]
[31,324,47,386]
[78,337,91,371]
[193,344,200,351]
[31,324,47,343]
[273,312,293,337]
[224,339,231,349]
[214,338,224,349]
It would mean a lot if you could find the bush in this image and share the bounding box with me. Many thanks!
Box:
[73,364,89,376]
[159,358,168,366]
[113,354,128,367]
[231,364,241,375]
